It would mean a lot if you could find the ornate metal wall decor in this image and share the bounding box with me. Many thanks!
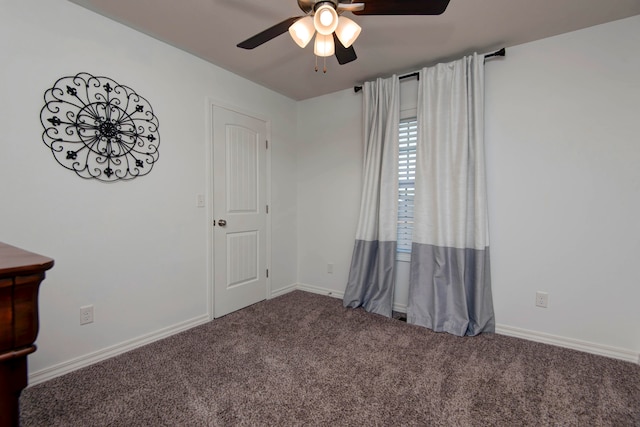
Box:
[40,72,160,182]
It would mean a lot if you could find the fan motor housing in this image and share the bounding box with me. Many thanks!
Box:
[298,0,339,14]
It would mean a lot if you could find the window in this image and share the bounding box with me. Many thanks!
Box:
[397,117,417,257]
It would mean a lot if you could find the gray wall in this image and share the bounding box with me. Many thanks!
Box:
[296,15,640,360]
[0,0,298,380]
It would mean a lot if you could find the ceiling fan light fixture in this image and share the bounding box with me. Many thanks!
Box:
[313,4,339,35]
[335,16,361,48]
[288,16,315,48]
[313,33,335,57]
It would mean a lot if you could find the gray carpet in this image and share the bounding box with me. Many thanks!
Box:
[20,290,640,426]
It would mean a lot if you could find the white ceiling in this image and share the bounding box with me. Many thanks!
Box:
[67,0,640,100]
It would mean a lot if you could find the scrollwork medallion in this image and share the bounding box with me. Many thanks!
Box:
[40,72,160,182]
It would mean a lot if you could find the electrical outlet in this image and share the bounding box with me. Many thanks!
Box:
[80,305,94,325]
[327,263,334,274]
[535,292,548,308]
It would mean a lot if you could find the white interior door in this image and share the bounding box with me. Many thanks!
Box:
[212,106,267,318]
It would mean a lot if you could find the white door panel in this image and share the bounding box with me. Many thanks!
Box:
[213,106,267,318]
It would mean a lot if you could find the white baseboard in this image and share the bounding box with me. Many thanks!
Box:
[31,282,304,386]
[495,324,639,364]
[288,283,639,364]
[392,302,408,314]
[269,283,298,298]
[293,283,409,313]
[31,285,639,386]
[31,282,305,385]
[28,314,211,386]
[296,282,344,299]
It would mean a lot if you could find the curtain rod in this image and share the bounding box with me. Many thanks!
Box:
[353,48,505,93]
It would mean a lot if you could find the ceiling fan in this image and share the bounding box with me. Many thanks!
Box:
[237,0,451,71]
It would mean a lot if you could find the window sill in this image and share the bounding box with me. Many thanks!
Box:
[396,252,411,263]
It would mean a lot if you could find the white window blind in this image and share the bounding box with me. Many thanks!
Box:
[398,118,417,253]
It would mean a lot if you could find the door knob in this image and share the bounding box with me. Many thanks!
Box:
[218,219,227,226]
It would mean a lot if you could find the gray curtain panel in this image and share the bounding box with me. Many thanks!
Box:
[343,75,399,318]
[407,53,495,336]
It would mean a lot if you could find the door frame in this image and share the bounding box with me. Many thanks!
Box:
[205,98,272,321]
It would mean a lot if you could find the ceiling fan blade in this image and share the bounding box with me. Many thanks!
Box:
[333,33,357,65]
[353,0,450,15]
[337,2,365,12]
[237,17,303,49]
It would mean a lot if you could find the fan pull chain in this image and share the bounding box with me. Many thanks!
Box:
[314,55,328,73]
